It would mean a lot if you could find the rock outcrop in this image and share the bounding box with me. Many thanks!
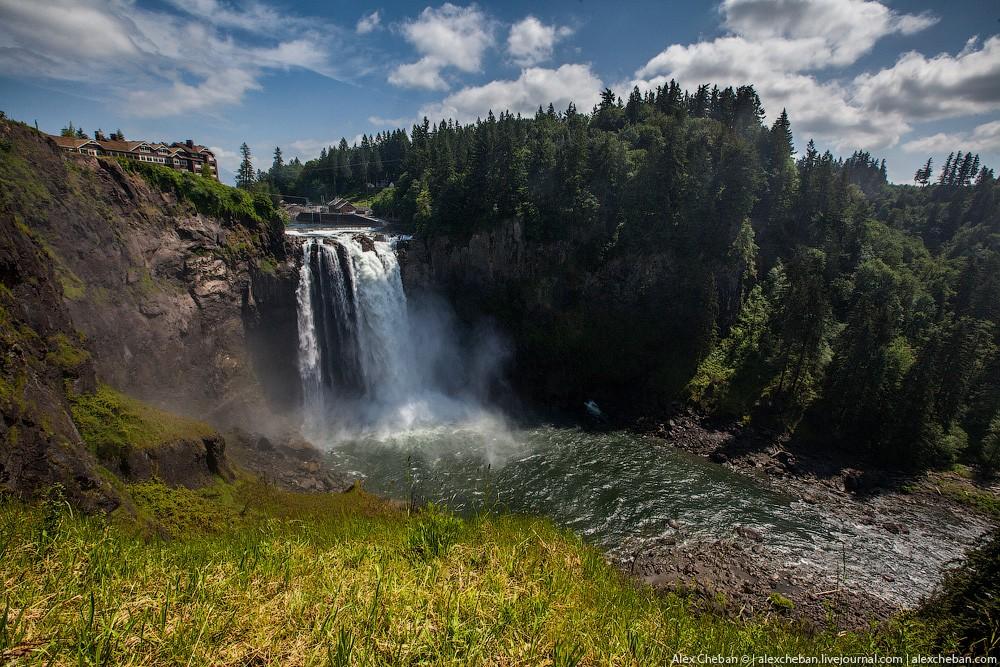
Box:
[400,219,701,415]
[3,119,300,430]
[0,118,299,505]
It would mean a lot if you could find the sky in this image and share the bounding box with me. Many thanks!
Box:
[0,0,998,185]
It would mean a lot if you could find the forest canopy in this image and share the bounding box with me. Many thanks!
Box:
[255,82,999,473]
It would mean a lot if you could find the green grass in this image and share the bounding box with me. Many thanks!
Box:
[45,333,90,372]
[938,482,1000,520]
[68,384,216,461]
[0,480,937,665]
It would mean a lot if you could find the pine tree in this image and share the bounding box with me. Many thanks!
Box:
[624,86,643,125]
[236,142,255,189]
[940,152,955,185]
[915,157,932,186]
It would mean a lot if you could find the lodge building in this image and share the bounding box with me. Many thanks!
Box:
[50,134,219,180]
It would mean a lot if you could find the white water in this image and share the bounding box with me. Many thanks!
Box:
[294,230,511,448]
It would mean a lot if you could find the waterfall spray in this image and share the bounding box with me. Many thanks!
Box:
[294,231,511,445]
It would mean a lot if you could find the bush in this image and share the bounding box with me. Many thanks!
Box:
[114,158,283,228]
[980,414,1000,477]
[922,529,1000,655]
[406,503,462,560]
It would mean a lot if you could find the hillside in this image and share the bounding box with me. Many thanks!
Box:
[0,480,944,664]
[0,118,299,507]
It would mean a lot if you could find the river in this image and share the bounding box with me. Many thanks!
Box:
[287,225,988,610]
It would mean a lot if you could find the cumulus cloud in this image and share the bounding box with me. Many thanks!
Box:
[0,0,360,117]
[721,0,937,65]
[629,0,939,149]
[356,10,380,35]
[902,120,1000,154]
[507,16,572,66]
[388,3,494,90]
[388,57,450,91]
[420,63,601,124]
[854,36,1000,121]
[208,144,243,173]
[368,115,412,127]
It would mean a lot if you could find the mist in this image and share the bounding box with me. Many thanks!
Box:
[295,233,518,462]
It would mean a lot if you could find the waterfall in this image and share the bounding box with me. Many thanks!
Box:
[294,230,511,444]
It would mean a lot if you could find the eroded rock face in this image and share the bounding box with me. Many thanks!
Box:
[0,119,299,506]
[121,436,235,488]
[0,130,119,510]
[399,219,694,413]
[5,123,300,431]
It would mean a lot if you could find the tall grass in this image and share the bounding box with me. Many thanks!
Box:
[0,480,935,665]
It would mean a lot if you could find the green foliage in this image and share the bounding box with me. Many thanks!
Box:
[981,414,1000,476]
[68,384,216,461]
[0,140,53,211]
[0,484,937,664]
[922,529,1000,655]
[937,482,1000,520]
[117,158,282,227]
[257,257,277,276]
[44,332,90,372]
[406,503,462,560]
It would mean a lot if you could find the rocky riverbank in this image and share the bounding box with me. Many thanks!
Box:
[623,410,999,630]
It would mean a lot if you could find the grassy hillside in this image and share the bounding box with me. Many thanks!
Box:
[69,384,216,460]
[0,481,936,665]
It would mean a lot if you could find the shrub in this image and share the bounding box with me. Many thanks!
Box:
[922,529,1000,655]
[114,158,283,228]
[769,592,795,611]
[980,414,1000,477]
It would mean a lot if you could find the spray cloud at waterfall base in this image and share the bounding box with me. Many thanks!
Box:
[294,230,516,460]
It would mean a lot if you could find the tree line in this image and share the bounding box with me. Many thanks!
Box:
[247,81,998,474]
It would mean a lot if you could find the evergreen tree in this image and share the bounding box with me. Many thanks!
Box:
[915,158,932,186]
[236,142,255,189]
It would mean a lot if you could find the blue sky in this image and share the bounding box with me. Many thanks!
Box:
[0,0,998,184]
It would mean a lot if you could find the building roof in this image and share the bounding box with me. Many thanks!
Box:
[98,140,149,153]
[49,134,216,162]
[51,136,100,150]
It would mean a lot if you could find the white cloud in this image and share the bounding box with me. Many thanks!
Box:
[0,0,139,79]
[164,0,291,34]
[902,120,1000,154]
[368,115,412,127]
[0,0,360,117]
[854,36,1000,121]
[208,144,242,173]
[388,56,450,91]
[388,3,494,90]
[507,16,572,66]
[356,10,380,35]
[721,0,937,65]
[288,138,337,154]
[128,68,261,117]
[420,63,601,124]
[629,0,939,150]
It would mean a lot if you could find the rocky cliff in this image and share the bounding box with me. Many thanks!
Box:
[400,220,712,415]
[0,118,300,506]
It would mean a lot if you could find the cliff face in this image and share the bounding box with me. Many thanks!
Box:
[0,119,300,506]
[400,221,709,414]
[3,121,300,425]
